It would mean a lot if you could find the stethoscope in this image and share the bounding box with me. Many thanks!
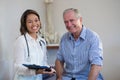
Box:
[24,34,45,62]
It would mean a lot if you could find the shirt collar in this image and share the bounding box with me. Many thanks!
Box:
[68,25,86,40]
[80,25,86,40]
[26,33,39,42]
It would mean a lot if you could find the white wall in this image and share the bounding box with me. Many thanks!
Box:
[0,0,120,80]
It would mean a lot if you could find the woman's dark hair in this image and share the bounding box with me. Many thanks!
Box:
[20,9,41,35]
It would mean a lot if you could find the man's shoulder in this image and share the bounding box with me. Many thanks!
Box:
[61,32,70,39]
[86,28,99,37]
[85,28,101,43]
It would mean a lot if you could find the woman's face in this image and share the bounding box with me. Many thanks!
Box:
[26,14,41,34]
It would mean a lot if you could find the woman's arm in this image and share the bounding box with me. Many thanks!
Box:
[14,37,35,76]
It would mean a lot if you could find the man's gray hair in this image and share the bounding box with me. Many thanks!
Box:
[63,8,82,18]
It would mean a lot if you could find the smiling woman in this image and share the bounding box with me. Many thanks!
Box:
[20,9,41,36]
[13,9,56,80]
[25,13,41,38]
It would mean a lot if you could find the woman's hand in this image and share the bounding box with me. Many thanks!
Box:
[36,68,56,74]
[36,69,44,74]
[43,68,56,74]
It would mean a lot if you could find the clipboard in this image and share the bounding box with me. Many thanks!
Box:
[23,64,50,70]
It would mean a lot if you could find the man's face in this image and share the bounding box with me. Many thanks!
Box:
[63,10,82,34]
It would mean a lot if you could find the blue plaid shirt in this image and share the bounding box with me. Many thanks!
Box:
[56,26,103,80]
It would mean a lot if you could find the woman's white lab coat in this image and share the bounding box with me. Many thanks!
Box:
[14,33,48,80]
